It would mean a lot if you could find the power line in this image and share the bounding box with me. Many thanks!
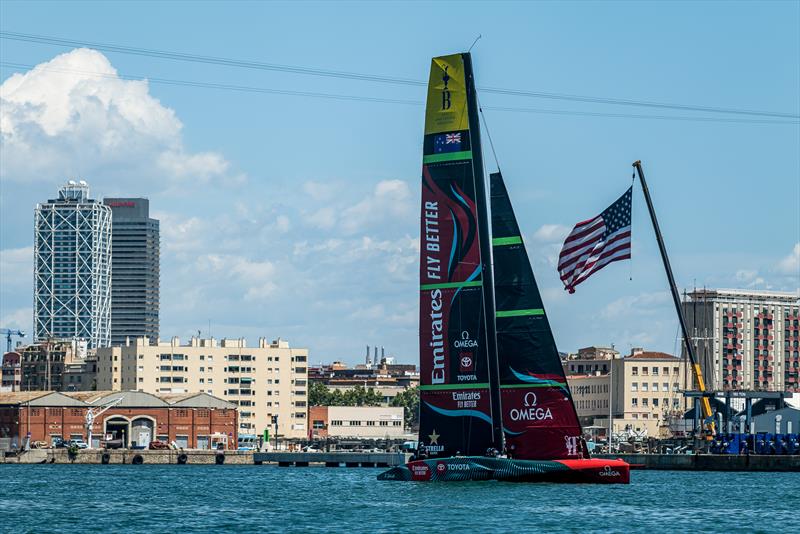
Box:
[2,30,798,120]
[2,61,797,126]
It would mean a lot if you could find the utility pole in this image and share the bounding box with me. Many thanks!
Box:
[45,339,51,391]
[609,344,614,453]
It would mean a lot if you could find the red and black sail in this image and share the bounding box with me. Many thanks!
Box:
[417,53,500,457]
[490,172,585,460]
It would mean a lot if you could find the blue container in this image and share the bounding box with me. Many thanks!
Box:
[786,434,799,455]
[765,433,776,455]
[726,433,741,455]
[755,432,769,455]
[774,433,785,455]
[738,433,751,455]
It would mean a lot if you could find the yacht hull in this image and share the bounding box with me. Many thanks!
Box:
[377,456,630,484]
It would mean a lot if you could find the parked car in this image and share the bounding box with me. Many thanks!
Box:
[148,440,170,450]
[101,439,124,450]
[68,439,88,449]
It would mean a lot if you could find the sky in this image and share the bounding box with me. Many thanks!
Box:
[1,1,798,365]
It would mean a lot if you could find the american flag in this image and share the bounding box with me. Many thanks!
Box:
[558,187,632,293]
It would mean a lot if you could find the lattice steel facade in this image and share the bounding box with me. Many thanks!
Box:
[34,181,112,348]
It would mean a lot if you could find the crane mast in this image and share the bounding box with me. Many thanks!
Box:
[633,161,715,437]
[1,329,26,353]
[86,396,124,448]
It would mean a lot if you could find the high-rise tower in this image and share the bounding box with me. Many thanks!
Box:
[34,181,112,348]
[683,289,800,392]
[103,198,160,346]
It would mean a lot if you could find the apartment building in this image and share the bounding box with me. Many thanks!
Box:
[683,289,800,392]
[566,374,610,425]
[2,340,96,392]
[95,336,309,439]
[609,350,691,437]
[562,346,619,376]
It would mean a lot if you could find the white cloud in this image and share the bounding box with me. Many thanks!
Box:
[340,179,413,234]
[0,246,33,285]
[599,291,670,320]
[776,243,800,276]
[735,269,758,283]
[303,180,338,201]
[306,207,338,230]
[275,215,291,234]
[532,224,571,243]
[0,48,236,188]
[197,254,277,302]
[0,307,32,333]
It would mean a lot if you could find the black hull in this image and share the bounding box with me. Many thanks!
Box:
[377,456,630,484]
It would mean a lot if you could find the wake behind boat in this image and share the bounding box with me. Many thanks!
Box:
[377,52,630,484]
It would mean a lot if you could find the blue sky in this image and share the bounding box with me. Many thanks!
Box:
[1,1,798,364]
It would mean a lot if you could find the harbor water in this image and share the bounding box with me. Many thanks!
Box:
[1,465,794,533]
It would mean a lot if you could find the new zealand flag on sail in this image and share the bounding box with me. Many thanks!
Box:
[426,130,471,154]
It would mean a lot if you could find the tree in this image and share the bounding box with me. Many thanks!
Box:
[309,381,332,406]
[391,386,419,430]
[308,382,383,407]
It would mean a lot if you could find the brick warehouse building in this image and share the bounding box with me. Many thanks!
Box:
[0,390,237,451]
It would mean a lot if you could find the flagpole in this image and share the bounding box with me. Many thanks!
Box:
[632,161,714,435]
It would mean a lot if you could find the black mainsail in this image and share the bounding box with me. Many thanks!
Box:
[490,172,584,460]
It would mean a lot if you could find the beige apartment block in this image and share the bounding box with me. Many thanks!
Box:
[95,336,308,439]
[563,346,619,376]
[683,289,800,392]
[609,350,691,437]
[566,374,610,425]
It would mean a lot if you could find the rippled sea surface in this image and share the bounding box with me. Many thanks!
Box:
[1,465,794,533]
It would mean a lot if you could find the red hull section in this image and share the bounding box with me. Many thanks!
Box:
[554,458,631,484]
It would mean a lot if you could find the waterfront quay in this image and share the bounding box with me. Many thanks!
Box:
[2,449,253,464]
[596,453,800,471]
[1,449,408,467]
[253,451,407,467]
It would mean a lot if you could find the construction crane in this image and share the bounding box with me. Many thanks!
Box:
[634,161,715,437]
[86,396,124,449]
[0,328,26,353]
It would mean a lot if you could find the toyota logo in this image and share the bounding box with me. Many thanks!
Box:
[437,463,447,472]
[460,356,472,367]
[524,392,537,407]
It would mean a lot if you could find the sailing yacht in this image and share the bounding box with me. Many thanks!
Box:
[377,52,630,483]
